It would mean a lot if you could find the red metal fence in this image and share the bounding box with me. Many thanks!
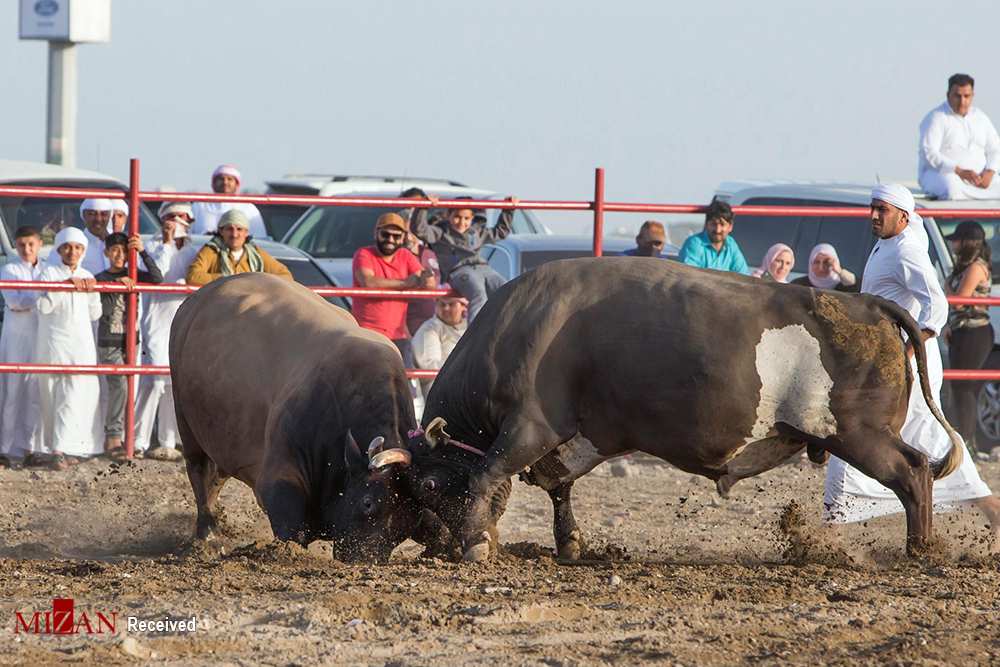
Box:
[3,160,1000,459]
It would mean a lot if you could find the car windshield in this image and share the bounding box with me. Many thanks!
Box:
[283,201,542,259]
[281,257,350,311]
[935,217,1000,283]
[0,184,160,245]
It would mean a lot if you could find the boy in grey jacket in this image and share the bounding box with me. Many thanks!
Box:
[410,195,518,320]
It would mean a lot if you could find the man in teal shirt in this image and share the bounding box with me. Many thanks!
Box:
[678,199,750,274]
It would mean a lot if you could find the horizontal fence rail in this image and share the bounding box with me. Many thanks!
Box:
[6,161,1000,459]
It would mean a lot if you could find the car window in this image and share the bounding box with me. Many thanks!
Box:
[485,208,540,234]
[736,198,868,275]
[0,194,160,245]
[284,205,399,259]
[260,204,310,242]
[487,247,513,280]
[814,216,874,276]
[936,217,1000,283]
[281,257,351,311]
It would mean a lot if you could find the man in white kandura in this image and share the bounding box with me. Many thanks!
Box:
[824,184,1000,542]
[0,226,45,466]
[79,198,113,275]
[135,202,199,461]
[190,164,269,239]
[918,73,1000,200]
[36,227,104,470]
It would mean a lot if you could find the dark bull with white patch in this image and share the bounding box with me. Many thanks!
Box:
[169,273,423,562]
[404,257,963,561]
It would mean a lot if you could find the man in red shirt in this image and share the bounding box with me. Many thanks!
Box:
[352,212,436,363]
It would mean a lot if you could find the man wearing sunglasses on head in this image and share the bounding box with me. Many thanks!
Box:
[352,212,436,363]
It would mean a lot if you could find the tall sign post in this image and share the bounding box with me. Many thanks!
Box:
[19,0,111,167]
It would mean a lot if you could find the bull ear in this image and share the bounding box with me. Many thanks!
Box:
[344,430,367,474]
[424,417,450,448]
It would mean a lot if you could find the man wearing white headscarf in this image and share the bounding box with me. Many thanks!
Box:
[109,200,129,233]
[919,73,1000,200]
[79,198,113,274]
[36,227,104,468]
[823,184,1000,537]
[134,202,199,461]
[190,164,269,239]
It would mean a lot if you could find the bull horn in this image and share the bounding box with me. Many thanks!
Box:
[369,448,412,470]
[367,436,386,460]
[424,417,450,448]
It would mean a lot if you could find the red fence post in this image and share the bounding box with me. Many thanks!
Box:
[124,158,140,459]
[593,167,605,257]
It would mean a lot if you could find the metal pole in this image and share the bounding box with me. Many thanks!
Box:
[46,42,77,167]
[124,158,140,458]
[593,167,605,257]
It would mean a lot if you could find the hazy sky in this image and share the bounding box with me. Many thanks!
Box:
[4,1,1000,234]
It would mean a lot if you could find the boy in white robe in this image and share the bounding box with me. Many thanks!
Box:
[0,226,44,465]
[36,227,104,470]
[824,184,1000,542]
[135,202,199,461]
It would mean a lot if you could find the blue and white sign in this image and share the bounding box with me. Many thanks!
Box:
[19,0,110,43]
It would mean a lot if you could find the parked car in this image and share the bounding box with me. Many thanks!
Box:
[278,176,549,287]
[177,235,350,312]
[0,160,162,323]
[714,180,1000,450]
[482,235,679,282]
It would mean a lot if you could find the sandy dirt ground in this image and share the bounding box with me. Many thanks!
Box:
[1,454,999,666]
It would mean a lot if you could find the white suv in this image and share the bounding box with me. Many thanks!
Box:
[715,180,1000,449]
[271,175,549,287]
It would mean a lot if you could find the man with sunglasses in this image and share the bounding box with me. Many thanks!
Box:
[624,221,669,258]
[352,212,436,362]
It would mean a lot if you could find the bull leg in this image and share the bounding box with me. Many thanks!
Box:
[455,418,573,563]
[176,409,229,540]
[549,481,584,560]
[256,479,311,545]
[715,436,805,498]
[824,428,934,556]
[184,451,228,540]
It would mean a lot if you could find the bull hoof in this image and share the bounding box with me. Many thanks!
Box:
[807,445,829,465]
[462,531,493,563]
[715,476,734,499]
[557,539,583,561]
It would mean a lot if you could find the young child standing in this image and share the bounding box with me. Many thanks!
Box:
[0,226,44,466]
[94,233,163,461]
[36,227,104,470]
[410,195,518,321]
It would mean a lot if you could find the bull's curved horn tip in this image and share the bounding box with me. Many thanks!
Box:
[369,448,412,470]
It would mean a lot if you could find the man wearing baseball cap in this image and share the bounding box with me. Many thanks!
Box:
[186,210,291,285]
[352,212,436,362]
[135,202,201,461]
[190,164,269,239]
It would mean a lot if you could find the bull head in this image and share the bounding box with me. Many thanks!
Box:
[424,417,450,448]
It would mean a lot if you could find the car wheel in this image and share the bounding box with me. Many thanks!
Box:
[976,350,1000,452]
[976,378,1000,452]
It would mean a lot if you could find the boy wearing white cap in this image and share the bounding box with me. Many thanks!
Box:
[190,164,269,239]
[35,227,103,469]
[135,202,200,461]
[823,183,1000,541]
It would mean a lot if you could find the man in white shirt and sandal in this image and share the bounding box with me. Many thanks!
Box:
[919,73,1000,200]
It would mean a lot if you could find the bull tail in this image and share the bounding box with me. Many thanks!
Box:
[876,298,963,479]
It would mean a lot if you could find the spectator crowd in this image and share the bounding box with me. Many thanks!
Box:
[0,166,292,470]
[1,72,998,475]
